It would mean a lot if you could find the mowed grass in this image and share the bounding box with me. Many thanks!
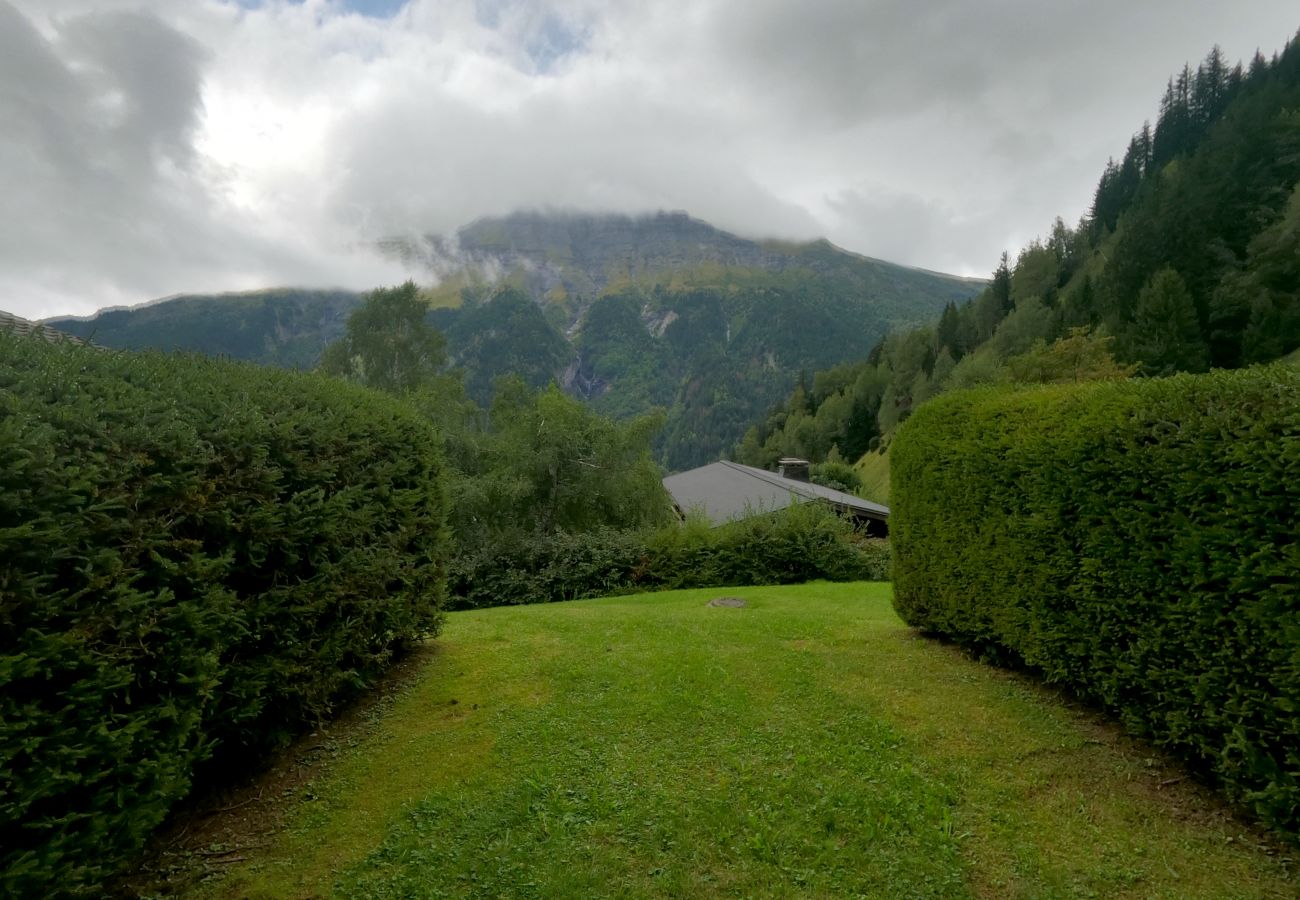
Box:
[203,584,1294,899]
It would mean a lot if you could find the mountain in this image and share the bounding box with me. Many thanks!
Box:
[47,212,985,468]
[49,289,363,369]
[389,210,983,332]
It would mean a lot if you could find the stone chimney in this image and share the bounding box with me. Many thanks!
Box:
[777,457,810,482]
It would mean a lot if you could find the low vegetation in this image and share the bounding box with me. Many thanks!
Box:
[447,502,890,609]
[197,584,1295,899]
[0,334,448,897]
[891,366,1300,836]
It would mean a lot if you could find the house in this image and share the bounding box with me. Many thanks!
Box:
[662,458,890,537]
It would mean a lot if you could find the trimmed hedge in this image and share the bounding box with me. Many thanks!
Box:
[448,502,890,610]
[891,367,1300,836]
[0,334,448,895]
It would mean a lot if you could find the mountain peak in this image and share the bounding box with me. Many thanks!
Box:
[380,209,979,320]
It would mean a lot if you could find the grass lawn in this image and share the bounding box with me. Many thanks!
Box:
[195,583,1294,899]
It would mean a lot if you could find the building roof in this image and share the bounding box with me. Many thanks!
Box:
[0,309,92,347]
[662,460,890,525]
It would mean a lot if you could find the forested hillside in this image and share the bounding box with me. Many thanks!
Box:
[51,289,363,368]
[740,34,1300,472]
[49,213,983,469]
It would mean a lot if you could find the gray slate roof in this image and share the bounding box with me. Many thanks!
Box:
[662,460,890,525]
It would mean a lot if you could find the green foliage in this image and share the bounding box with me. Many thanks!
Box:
[318,281,446,394]
[736,359,884,470]
[1003,327,1137,384]
[890,367,1300,836]
[944,346,1005,391]
[433,287,572,402]
[0,334,448,896]
[1219,180,1300,364]
[614,280,925,470]
[572,293,676,416]
[988,295,1056,358]
[1127,268,1210,375]
[447,503,890,610]
[444,378,672,545]
[446,529,647,609]
[809,458,863,494]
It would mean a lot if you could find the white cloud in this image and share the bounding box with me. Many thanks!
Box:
[1,0,1297,317]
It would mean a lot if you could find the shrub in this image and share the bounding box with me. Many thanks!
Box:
[810,460,863,494]
[891,367,1300,836]
[447,529,647,610]
[0,335,448,895]
[447,502,889,610]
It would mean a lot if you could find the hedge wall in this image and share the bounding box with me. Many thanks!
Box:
[448,502,891,610]
[890,367,1299,836]
[0,334,448,895]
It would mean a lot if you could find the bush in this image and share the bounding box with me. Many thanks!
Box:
[890,367,1300,836]
[0,335,448,895]
[447,529,647,609]
[809,460,863,494]
[447,502,889,610]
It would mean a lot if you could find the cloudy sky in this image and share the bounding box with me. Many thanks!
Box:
[2,0,1296,319]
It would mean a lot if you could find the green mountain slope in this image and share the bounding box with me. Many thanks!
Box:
[47,212,984,469]
[49,289,363,369]
[424,212,983,467]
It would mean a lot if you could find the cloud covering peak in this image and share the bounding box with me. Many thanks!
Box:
[2,0,1297,318]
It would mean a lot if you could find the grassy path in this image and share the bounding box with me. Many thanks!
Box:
[201,583,1293,898]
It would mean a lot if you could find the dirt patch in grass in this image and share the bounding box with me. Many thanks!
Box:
[707,596,746,608]
[112,643,441,898]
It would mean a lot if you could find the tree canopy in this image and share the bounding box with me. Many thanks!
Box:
[319,281,445,395]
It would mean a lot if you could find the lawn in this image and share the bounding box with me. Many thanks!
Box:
[194,583,1294,899]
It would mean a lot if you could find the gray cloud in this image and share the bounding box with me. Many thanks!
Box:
[0,0,408,317]
[0,3,213,313]
[324,50,825,242]
[1,0,1297,317]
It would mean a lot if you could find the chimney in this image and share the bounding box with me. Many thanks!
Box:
[777,458,810,482]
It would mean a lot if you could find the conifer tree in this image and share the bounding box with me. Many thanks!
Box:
[936,301,965,360]
[1128,268,1210,375]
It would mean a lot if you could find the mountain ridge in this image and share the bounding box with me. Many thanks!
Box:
[384,210,983,327]
[47,210,985,467]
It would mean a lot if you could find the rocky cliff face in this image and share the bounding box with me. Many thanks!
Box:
[384,210,983,330]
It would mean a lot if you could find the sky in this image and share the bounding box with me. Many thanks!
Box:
[2,1,1296,320]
